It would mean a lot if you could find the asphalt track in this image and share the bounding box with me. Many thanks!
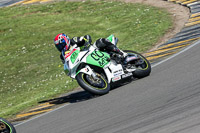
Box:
[14,39,200,132]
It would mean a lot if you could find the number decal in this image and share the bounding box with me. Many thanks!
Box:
[91,51,107,66]
[95,51,104,57]
[91,52,99,61]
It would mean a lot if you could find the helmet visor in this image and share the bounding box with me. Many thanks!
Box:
[55,42,66,52]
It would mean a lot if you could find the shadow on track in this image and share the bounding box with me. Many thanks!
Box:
[38,91,96,104]
[38,77,137,105]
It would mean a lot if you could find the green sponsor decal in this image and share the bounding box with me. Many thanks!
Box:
[86,50,110,67]
[70,50,80,64]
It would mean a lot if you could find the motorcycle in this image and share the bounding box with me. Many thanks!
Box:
[0,118,16,133]
[63,35,151,95]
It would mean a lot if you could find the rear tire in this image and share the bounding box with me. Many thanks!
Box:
[76,72,110,95]
[123,50,151,78]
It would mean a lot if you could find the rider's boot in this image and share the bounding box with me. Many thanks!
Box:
[110,46,126,63]
[116,49,140,65]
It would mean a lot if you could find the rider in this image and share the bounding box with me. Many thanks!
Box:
[54,33,126,64]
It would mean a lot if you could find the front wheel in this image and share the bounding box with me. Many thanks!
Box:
[76,72,110,95]
[123,50,151,78]
[0,118,16,133]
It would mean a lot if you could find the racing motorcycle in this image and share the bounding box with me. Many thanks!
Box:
[63,35,151,95]
[0,118,16,133]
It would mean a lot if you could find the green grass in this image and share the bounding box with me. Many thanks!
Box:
[0,0,172,119]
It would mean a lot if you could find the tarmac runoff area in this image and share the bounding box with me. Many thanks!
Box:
[1,0,200,123]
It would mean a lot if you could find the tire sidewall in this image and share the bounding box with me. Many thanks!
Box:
[76,72,110,95]
[0,117,16,133]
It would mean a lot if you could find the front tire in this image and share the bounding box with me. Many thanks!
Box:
[123,50,151,78]
[0,117,16,133]
[76,72,110,95]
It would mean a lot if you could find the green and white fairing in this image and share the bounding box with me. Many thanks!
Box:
[86,50,110,67]
[62,35,151,95]
[63,42,126,83]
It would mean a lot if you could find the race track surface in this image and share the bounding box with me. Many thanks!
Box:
[15,40,200,133]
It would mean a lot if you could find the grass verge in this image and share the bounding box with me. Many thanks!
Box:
[0,0,172,119]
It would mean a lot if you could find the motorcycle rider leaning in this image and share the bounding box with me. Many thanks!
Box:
[53,33,126,64]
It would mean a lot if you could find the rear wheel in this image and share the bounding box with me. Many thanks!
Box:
[76,72,110,95]
[123,50,151,78]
